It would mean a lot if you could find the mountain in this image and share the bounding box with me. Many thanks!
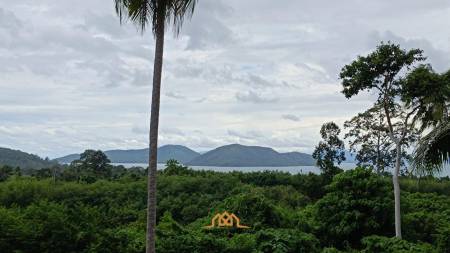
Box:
[56,154,80,164]
[186,144,315,167]
[56,145,200,164]
[0,147,57,169]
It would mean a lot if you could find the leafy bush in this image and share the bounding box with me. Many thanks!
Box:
[306,167,394,248]
[255,229,320,253]
[402,192,450,245]
[361,235,437,253]
[220,191,286,229]
[1,165,449,252]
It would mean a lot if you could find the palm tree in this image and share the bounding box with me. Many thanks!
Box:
[408,66,450,176]
[413,121,450,175]
[114,1,197,252]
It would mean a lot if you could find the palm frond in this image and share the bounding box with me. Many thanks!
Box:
[412,121,450,176]
[114,0,197,36]
[114,0,131,24]
[168,0,197,36]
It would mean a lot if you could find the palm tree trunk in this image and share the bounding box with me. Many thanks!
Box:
[146,15,165,253]
[393,143,402,238]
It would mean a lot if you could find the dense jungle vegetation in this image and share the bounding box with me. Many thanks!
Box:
[1,157,449,253]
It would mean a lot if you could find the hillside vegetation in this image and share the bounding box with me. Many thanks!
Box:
[56,144,316,167]
[187,144,315,166]
[0,158,449,252]
[0,147,56,169]
[56,145,200,164]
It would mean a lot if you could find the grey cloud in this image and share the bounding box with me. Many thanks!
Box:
[193,97,207,103]
[169,60,290,89]
[160,128,186,137]
[2,0,450,158]
[227,129,264,140]
[0,8,22,31]
[282,114,301,122]
[239,73,278,88]
[235,90,278,104]
[183,0,234,50]
[165,91,185,99]
[131,125,147,134]
[368,31,450,72]
[80,12,129,38]
[131,69,152,87]
[0,4,153,89]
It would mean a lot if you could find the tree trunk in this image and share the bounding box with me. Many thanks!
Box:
[393,143,402,238]
[146,17,165,253]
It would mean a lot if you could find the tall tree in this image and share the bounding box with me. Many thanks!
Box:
[70,150,111,182]
[312,122,346,180]
[344,104,416,174]
[114,1,197,252]
[340,42,426,238]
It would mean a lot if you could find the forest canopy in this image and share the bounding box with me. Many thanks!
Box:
[1,158,449,253]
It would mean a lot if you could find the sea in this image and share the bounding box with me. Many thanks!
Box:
[112,162,356,174]
[111,162,450,177]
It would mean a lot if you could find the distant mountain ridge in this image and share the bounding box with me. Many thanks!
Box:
[56,144,316,167]
[56,145,200,164]
[0,147,57,169]
[187,144,315,167]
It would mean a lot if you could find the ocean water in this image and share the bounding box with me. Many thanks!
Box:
[111,162,450,176]
[111,162,358,174]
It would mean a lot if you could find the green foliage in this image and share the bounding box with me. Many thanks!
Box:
[114,0,197,35]
[401,177,450,196]
[413,121,450,174]
[340,42,425,99]
[0,147,57,170]
[402,64,449,130]
[69,150,112,182]
[402,192,450,246]
[321,248,345,253]
[305,167,394,249]
[361,235,437,253]
[220,190,285,229]
[0,165,14,181]
[227,233,257,252]
[344,105,412,173]
[312,122,345,180]
[0,165,449,252]
[163,159,193,176]
[408,65,449,174]
[436,226,450,253]
[255,229,320,253]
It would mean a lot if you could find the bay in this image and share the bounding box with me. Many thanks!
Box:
[111,162,358,174]
[111,162,450,176]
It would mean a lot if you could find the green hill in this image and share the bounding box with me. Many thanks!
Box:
[0,147,57,169]
[187,144,315,167]
[56,145,200,164]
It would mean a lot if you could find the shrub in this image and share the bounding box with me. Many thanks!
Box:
[361,235,437,253]
[309,167,394,248]
[220,191,285,229]
[402,192,450,245]
[227,233,257,253]
[255,229,320,253]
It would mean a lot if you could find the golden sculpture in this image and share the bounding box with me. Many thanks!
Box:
[204,211,250,229]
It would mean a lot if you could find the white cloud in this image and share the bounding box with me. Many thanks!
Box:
[1,0,450,158]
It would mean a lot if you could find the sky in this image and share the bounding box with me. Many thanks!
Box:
[1,0,450,158]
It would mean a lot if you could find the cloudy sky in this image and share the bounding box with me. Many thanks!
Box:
[1,0,450,158]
